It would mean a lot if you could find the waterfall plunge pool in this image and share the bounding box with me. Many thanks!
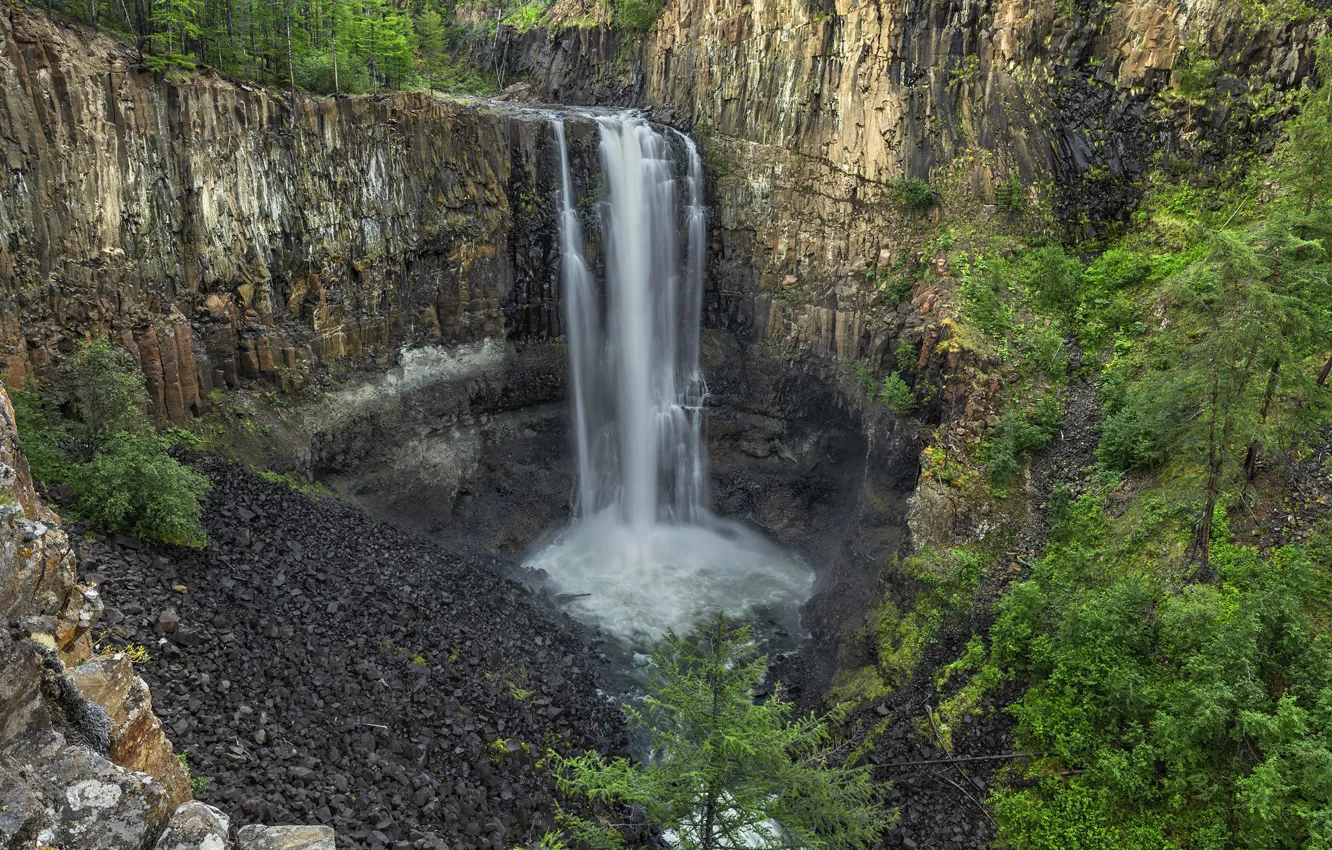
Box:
[522,111,815,660]
[526,511,812,648]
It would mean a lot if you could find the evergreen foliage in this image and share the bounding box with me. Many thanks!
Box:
[549,614,894,849]
[979,394,1060,496]
[983,498,1332,850]
[40,0,671,94]
[935,36,1332,849]
[879,372,916,415]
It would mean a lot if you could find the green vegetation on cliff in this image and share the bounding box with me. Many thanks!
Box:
[13,340,210,547]
[40,0,654,95]
[986,500,1332,849]
[43,0,497,93]
[858,35,1332,850]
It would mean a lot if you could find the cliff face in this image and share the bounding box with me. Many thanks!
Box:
[0,8,588,424]
[2,2,1323,435]
[0,378,186,847]
[505,0,1326,366]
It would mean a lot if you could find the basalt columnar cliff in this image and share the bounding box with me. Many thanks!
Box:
[501,0,1326,321]
[3,2,1324,421]
[0,0,1320,554]
[2,0,1331,848]
[0,5,582,422]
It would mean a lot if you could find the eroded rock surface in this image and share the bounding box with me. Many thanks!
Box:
[236,824,336,850]
[0,7,602,424]
[154,802,232,850]
[0,380,334,849]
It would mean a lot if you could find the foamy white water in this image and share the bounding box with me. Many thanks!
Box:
[531,113,812,645]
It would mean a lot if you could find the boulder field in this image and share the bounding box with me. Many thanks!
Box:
[83,458,624,850]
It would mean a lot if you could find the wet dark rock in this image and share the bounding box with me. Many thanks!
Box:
[155,609,181,635]
[92,459,622,849]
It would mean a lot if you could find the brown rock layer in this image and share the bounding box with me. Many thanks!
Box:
[0,7,583,423]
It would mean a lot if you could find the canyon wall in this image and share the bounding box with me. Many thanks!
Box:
[2,1,1324,434]
[0,7,593,424]
[504,0,1327,366]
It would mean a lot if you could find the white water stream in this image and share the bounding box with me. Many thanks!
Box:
[527,113,811,646]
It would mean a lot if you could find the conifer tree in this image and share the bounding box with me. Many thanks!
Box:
[549,614,893,850]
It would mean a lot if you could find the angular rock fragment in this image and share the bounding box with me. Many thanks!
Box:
[237,824,336,850]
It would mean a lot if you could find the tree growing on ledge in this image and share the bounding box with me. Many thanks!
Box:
[547,614,894,850]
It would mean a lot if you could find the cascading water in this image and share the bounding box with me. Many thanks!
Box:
[528,113,812,647]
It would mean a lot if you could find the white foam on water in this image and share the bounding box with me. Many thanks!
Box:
[528,511,812,645]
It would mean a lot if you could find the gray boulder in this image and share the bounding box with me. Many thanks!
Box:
[155,801,232,850]
[237,824,336,850]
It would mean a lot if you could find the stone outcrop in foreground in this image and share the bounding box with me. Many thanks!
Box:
[0,381,332,850]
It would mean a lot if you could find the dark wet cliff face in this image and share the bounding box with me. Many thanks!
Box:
[0,8,596,426]
[495,0,1326,363]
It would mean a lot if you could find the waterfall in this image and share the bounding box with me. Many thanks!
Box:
[553,119,600,518]
[556,114,709,527]
[531,111,811,646]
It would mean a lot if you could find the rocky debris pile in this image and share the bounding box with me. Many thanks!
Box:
[0,379,340,850]
[0,384,170,849]
[859,639,1017,850]
[87,458,622,850]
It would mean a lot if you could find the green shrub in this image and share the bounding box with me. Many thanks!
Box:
[879,373,917,415]
[852,360,877,396]
[981,398,1060,495]
[894,340,918,373]
[961,258,1013,337]
[425,60,496,95]
[1076,249,1150,352]
[68,340,150,436]
[12,392,75,484]
[893,177,939,212]
[296,51,373,95]
[503,0,547,32]
[1082,249,1152,296]
[1096,373,1188,471]
[1025,321,1069,381]
[997,175,1026,213]
[70,432,210,548]
[1029,246,1083,315]
[12,339,210,547]
[1174,48,1215,98]
[612,0,665,31]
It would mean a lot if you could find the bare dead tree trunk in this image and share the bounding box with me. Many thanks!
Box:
[284,0,295,93]
[1244,359,1281,481]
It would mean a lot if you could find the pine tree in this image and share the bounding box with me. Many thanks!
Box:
[414,6,447,85]
[1171,226,1325,574]
[549,614,894,850]
[1275,37,1332,217]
